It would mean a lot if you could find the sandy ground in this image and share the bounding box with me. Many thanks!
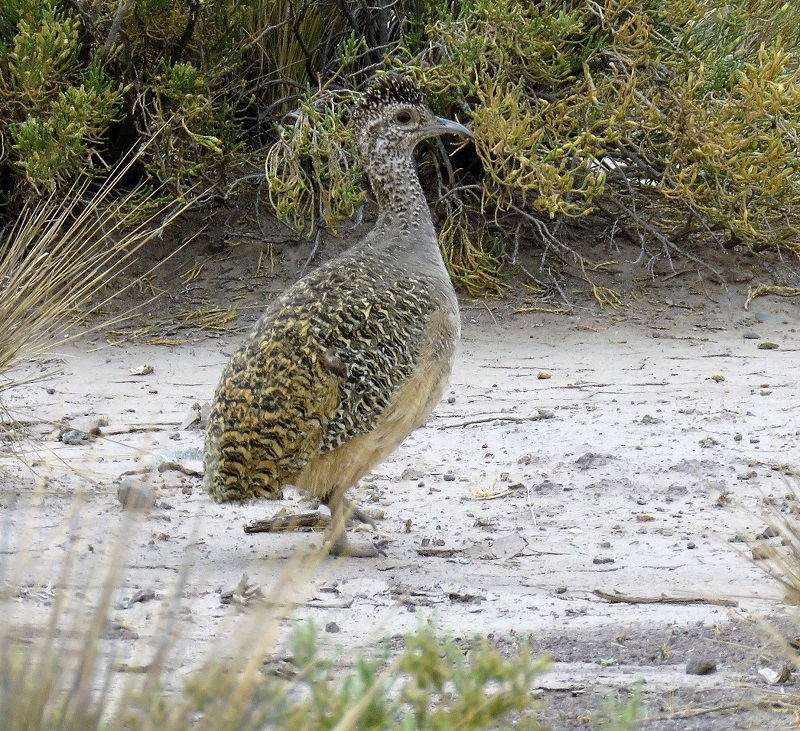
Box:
[2,227,800,728]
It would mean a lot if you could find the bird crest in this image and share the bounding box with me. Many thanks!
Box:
[354,74,424,120]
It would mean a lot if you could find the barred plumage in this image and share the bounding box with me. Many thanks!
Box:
[204,74,472,556]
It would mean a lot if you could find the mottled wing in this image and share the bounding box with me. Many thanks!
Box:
[204,255,436,502]
[309,263,436,453]
[204,315,340,502]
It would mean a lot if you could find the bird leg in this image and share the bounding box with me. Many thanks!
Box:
[321,494,377,528]
[324,488,381,558]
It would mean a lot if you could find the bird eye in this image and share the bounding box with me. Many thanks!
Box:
[395,110,413,124]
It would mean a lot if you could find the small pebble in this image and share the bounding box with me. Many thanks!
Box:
[686,541,697,549]
[757,341,779,350]
[443,473,456,482]
[537,371,551,380]
[686,657,717,675]
[325,622,340,633]
[752,544,774,560]
[593,557,614,565]
[128,588,156,605]
[742,331,761,340]
[117,477,156,511]
[60,429,87,445]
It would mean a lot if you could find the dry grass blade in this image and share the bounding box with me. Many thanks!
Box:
[0,153,192,391]
[744,284,800,310]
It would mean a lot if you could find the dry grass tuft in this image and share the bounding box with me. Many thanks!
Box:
[0,155,190,391]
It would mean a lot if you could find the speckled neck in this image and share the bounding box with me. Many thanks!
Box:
[367,150,436,244]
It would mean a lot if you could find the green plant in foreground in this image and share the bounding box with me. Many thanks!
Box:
[591,683,646,730]
[1,513,549,730]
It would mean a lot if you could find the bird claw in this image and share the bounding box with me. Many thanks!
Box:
[328,534,384,558]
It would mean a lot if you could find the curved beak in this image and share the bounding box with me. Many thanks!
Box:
[424,116,473,140]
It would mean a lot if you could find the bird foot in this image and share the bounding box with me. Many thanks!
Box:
[327,532,386,558]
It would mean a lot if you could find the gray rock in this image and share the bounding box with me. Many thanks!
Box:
[686,657,717,675]
[60,429,87,445]
[117,476,156,511]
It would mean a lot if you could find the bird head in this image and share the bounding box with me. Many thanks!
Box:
[352,74,472,161]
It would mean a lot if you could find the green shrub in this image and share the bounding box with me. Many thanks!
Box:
[3,0,799,291]
[3,4,124,192]
[262,0,800,292]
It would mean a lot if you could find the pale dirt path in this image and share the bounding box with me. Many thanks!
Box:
[2,286,799,728]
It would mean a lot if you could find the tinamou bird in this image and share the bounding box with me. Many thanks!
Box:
[204,74,472,557]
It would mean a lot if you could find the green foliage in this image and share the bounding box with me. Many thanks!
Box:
[156,622,548,729]
[412,0,800,257]
[3,0,799,288]
[396,626,544,730]
[2,3,124,192]
[261,0,800,292]
[142,59,242,189]
[591,684,647,730]
[264,88,365,236]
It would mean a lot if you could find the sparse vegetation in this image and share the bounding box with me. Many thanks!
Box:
[260,0,800,291]
[0,507,549,730]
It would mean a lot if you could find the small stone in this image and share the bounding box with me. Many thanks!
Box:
[758,665,793,684]
[128,588,156,606]
[636,513,655,522]
[757,341,779,350]
[710,374,725,382]
[447,396,456,403]
[686,541,696,549]
[752,543,775,560]
[443,473,456,482]
[401,467,425,480]
[639,414,662,425]
[593,557,614,565]
[72,415,108,436]
[733,433,743,442]
[555,587,568,594]
[742,331,761,340]
[537,371,551,380]
[130,364,154,375]
[686,657,717,675]
[60,429,87,445]
[117,477,156,511]
[325,622,341,633]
